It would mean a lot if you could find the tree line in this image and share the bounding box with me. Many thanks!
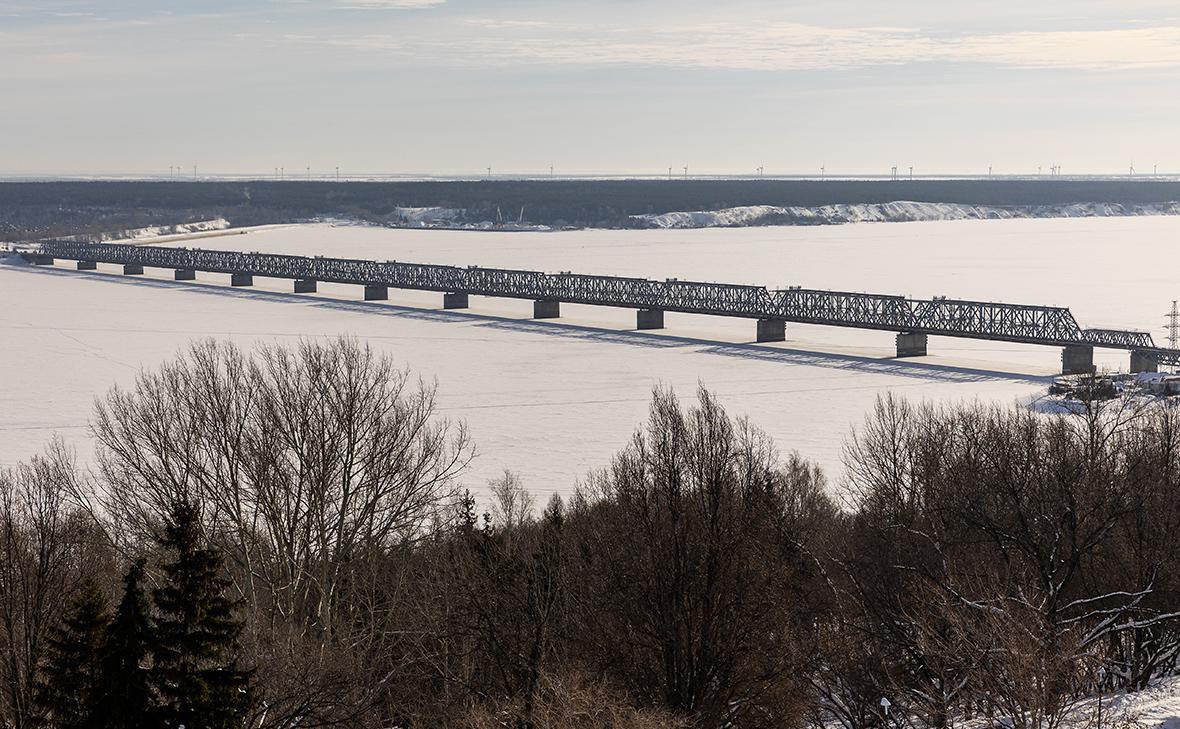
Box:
[6,179,1180,240]
[2,337,1178,728]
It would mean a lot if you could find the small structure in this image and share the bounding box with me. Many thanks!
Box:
[756,319,785,343]
[534,300,560,319]
[636,308,664,330]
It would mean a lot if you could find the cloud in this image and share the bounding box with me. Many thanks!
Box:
[314,20,1180,72]
[463,22,1180,72]
[333,0,444,8]
[957,27,1180,69]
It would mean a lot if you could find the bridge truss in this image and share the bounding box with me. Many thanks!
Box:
[31,239,1180,364]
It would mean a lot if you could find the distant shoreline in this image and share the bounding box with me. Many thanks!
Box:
[4,178,1180,241]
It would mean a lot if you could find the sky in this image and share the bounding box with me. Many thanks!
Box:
[2,0,1179,176]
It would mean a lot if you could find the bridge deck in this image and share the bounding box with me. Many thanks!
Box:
[28,239,1179,363]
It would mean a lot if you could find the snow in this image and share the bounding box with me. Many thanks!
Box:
[1108,676,1180,729]
[391,207,464,226]
[44,218,233,242]
[3,215,1180,496]
[632,201,1180,228]
[1039,676,1180,729]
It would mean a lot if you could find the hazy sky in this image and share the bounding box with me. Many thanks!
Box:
[3,0,1179,176]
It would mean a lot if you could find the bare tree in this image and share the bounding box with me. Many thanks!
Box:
[567,385,833,728]
[841,395,1180,729]
[78,337,472,726]
[0,444,105,729]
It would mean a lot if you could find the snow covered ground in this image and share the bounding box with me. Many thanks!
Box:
[1104,676,1180,729]
[3,216,1179,497]
[632,201,1180,228]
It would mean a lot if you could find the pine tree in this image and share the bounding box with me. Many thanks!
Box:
[35,578,110,729]
[92,559,154,729]
[151,501,253,729]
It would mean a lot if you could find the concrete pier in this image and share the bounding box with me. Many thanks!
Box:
[1131,350,1159,373]
[756,319,786,343]
[534,300,560,319]
[636,308,665,330]
[896,332,928,358]
[364,285,388,301]
[443,292,469,309]
[174,269,196,281]
[123,263,144,275]
[294,279,317,294]
[76,261,97,271]
[1061,345,1095,375]
[231,273,254,287]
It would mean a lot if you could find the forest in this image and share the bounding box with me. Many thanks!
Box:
[3,179,1180,240]
[2,337,1179,729]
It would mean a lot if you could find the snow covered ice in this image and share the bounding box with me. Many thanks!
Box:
[4,215,1180,496]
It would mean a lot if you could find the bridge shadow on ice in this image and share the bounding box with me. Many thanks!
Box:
[6,261,1051,387]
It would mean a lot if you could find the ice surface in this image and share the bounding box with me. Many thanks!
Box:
[3,216,1179,497]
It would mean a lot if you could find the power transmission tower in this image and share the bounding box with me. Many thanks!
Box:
[1167,300,1180,349]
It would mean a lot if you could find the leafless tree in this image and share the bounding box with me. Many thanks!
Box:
[0,444,107,729]
[840,395,1180,729]
[567,385,834,728]
[77,337,472,726]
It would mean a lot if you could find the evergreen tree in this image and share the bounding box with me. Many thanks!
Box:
[93,559,154,729]
[151,501,252,729]
[35,578,110,729]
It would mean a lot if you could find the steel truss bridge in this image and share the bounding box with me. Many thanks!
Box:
[27,239,1180,367]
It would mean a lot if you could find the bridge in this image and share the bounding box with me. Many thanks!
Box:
[23,239,1178,375]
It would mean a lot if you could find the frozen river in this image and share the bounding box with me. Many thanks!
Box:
[3,216,1177,497]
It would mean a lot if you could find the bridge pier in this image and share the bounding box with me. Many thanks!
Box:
[294,279,317,294]
[756,319,785,343]
[76,261,96,271]
[1131,350,1159,373]
[123,263,144,275]
[174,269,196,281]
[636,308,664,330]
[534,300,560,319]
[443,292,469,309]
[231,273,254,287]
[364,285,388,301]
[896,332,928,358]
[1062,345,1095,375]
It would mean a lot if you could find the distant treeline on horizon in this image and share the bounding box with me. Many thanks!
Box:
[3,178,1180,240]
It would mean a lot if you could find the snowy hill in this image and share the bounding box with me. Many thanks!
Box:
[631,201,1180,229]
